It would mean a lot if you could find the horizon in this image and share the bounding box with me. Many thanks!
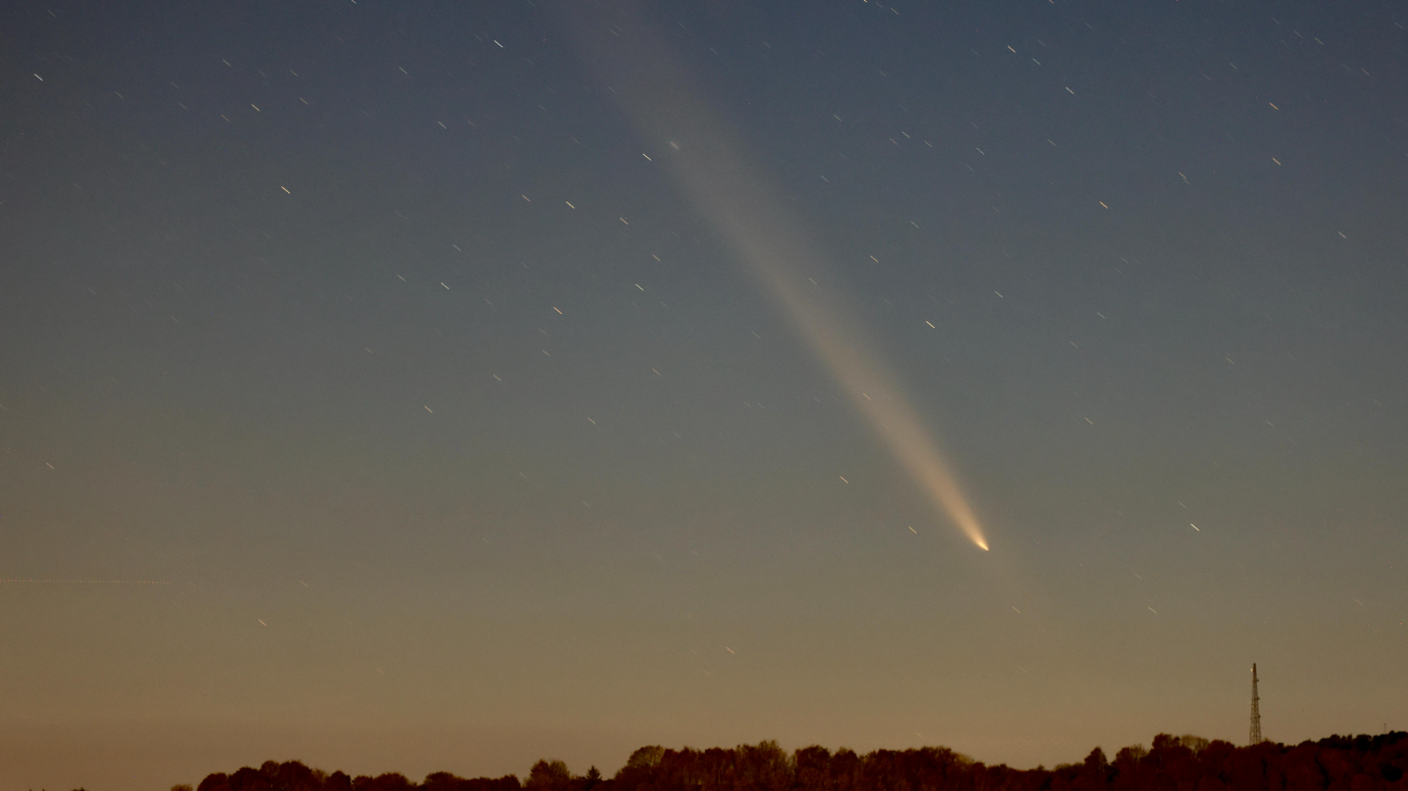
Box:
[176,731,1408,790]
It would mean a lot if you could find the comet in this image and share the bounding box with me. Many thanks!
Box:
[572,6,989,551]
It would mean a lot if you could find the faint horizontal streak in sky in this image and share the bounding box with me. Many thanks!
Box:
[0,579,173,584]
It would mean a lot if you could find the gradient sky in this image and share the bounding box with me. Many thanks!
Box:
[3,1,1406,789]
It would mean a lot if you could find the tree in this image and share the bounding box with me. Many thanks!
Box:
[354,773,414,791]
[1083,747,1108,771]
[272,760,320,791]
[625,746,664,769]
[1114,744,1147,765]
[794,745,832,791]
[734,741,791,791]
[228,767,272,791]
[1179,735,1211,755]
[526,760,571,791]
[421,772,461,791]
[1073,748,1110,791]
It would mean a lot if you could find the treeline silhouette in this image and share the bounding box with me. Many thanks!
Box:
[192,731,1408,791]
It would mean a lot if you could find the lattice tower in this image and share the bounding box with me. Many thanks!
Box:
[1249,663,1263,745]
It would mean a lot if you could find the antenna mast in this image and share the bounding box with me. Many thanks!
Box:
[1249,663,1263,744]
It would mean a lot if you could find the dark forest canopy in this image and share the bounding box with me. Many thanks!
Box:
[190,732,1408,791]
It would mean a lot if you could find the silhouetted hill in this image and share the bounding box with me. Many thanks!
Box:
[192,731,1408,791]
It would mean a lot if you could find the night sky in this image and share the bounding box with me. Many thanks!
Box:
[3,1,1406,789]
